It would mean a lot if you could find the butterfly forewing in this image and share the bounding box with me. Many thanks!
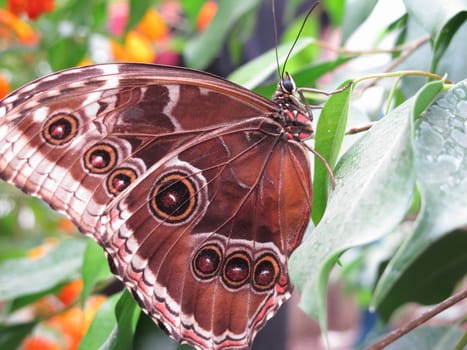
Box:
[0,63,311,350]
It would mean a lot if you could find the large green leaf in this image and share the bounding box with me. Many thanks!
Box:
[373,79,467,308]
[403,0,467,36]
[81,238,112,303]
[134,314,186,350]
[0,239,85,301]
[78,293,121,350]
[47,37,87,71]
[0,322,37,350]
[95,291,140,350]
[311,80,353,225]
[184,0,260,70]
[113,291,141,350]
[180,0,205,27]
[431,11,467,73]
[376,228,467,320]
[322,0,346,26]
[289,81,443,334]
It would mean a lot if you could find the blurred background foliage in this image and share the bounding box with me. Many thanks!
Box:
[0,0,466,349]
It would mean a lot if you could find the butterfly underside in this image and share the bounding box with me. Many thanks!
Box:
[0,63,312,350]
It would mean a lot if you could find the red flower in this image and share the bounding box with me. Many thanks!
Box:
[21,336,61,350]
[8,0,54,20]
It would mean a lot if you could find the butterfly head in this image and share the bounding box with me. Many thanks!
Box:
[273,72,314,141]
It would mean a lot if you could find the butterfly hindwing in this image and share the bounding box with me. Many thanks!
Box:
[0,63,312,350]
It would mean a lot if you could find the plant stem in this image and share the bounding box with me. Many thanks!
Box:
[367,287,467,350]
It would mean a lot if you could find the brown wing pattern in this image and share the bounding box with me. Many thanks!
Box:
[0,63,311,350]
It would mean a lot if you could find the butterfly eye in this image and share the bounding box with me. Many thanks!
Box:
[84,143,118,174]
[253,254,280,291]
[281,72,296,93]
[193,244,223,279]
[107,167,137,196]
[42,113,79,145]
[149,171,197,224]
[222,252,251,289]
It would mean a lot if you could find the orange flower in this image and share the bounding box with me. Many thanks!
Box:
[8,0,54,20]
[0,74,11,99]
[58,280,83,307]
[197,1,217,31]
[57,218,76,233]
[137,9,168,41]
[111,31,156,63]
[125,31,155,62]
[0,9,39,45]
[48,295,107,350]
[21,336,61,350]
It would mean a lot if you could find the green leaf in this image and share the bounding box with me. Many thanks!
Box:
[134,314,183,350]
[81,238,112,303]
[0,322,37,350]
[373,79,467,308]
[180,0,205,28]
[48,37,87,71]
[403,0,467,36]
[96,291,141,350]
[113,291,141,350]
[322,0,346,26]
[412,79,445,115]
[184,0,260,70]
[10,284,63,312]
[228,38,314,89]
[78,293,121,350]
[312,80,353,225]
[290,87,422,334]
[0,239,85,301]
[377,229,467,320]
[125,0,151,33]
[431,11,467,73]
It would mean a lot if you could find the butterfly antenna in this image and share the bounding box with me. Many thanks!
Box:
[272,0,281,79]
[281,1,320,79]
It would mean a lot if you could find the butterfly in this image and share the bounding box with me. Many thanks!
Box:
[0,62,323,349]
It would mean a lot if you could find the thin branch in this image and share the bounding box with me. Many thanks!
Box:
[345,123,375,135]
[310,36,429,57]
[358,36,430,93]
[367,287,467,350]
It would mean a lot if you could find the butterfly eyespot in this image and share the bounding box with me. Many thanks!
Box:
[193,244,223,280]
[253,254,280,291]
[149,171,197,224]
[107,167,137,196]
[42,113,79,145]
[222,252,251,289]
[84,143,118,174]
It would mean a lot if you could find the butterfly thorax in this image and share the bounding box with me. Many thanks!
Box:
[272,73,314,141]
